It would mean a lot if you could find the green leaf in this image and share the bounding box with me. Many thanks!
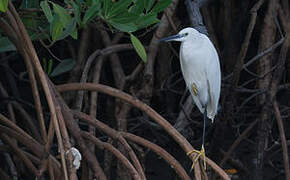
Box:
[58,18,76,40]
[0,0,8,12]
[135,13,159,29]
[145,0,155,13]
[52,2,71,26]
[84,0,92,6]
[51,15,63,42]
[130,33,146,62]
[83,3,101,25]
[151,0,171,13]
[130,0,145,14]
[76,0,82,7]
[47,59,53,75]
[72,1,81,25]
[0,37,16,52]
[40,0,53,22]
[110,22,137,32]
[71,28,78,39]
[50,58,76,77]
[108,0,132,18]
[109,12,139,24]
[103,0,112,17]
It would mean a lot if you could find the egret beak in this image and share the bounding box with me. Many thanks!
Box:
[158,34,183,42]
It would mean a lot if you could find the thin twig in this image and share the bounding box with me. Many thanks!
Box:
[0,134,39,176]
[82,132,141,180]
[74,43,134,111]
[231,0,264,87]
[273,100,290,180]
[121,132,191,180]
[220,119,259,166]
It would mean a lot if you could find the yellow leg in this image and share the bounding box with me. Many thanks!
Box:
[191,83,198,96]
[187,144,206,170]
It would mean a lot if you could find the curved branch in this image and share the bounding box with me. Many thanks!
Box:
[73,111,145,180]
[55,93,107,180]
[0,113,43,156]
[74,111,190,180]
[121,132,191,180]
[220,119,258,166]
[56,83,230,180]
[273,101,290,180]
[231,0,264,87]
[0,134,39,176]
[185,0,209,35]
[74,44,133,111]
[0,125,44,158]
[82,132,141,180]
[6,3,67,179]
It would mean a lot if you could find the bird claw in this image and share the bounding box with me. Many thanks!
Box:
[187,145,206,171]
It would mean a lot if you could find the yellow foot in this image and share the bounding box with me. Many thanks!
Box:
[187,145,206,170]
[191,83,198,96]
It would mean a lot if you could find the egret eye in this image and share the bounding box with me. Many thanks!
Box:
[184,33,189,36]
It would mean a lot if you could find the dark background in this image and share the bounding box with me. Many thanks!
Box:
[0,0,290,179]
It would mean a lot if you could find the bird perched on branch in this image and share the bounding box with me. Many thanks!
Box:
[159,27,221,170]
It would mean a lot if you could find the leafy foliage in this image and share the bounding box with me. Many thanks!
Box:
[0,0,171,74]
[39,0,171,62]
[41,1,78,41]
[39,0,171,40]
[40,1,52,22]
[42,58,53,75]
[0,0,8,12]
[50,58,76,77]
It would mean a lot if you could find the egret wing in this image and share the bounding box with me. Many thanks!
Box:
[205,44,221,121]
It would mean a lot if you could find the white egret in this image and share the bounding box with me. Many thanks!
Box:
[159,27,221,169]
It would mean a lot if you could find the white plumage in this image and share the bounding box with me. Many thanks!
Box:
[179,28,220,121]
[159,27,221,122]
[159,27,221,169]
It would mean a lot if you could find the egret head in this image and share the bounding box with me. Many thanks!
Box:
[158,27,200,43]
